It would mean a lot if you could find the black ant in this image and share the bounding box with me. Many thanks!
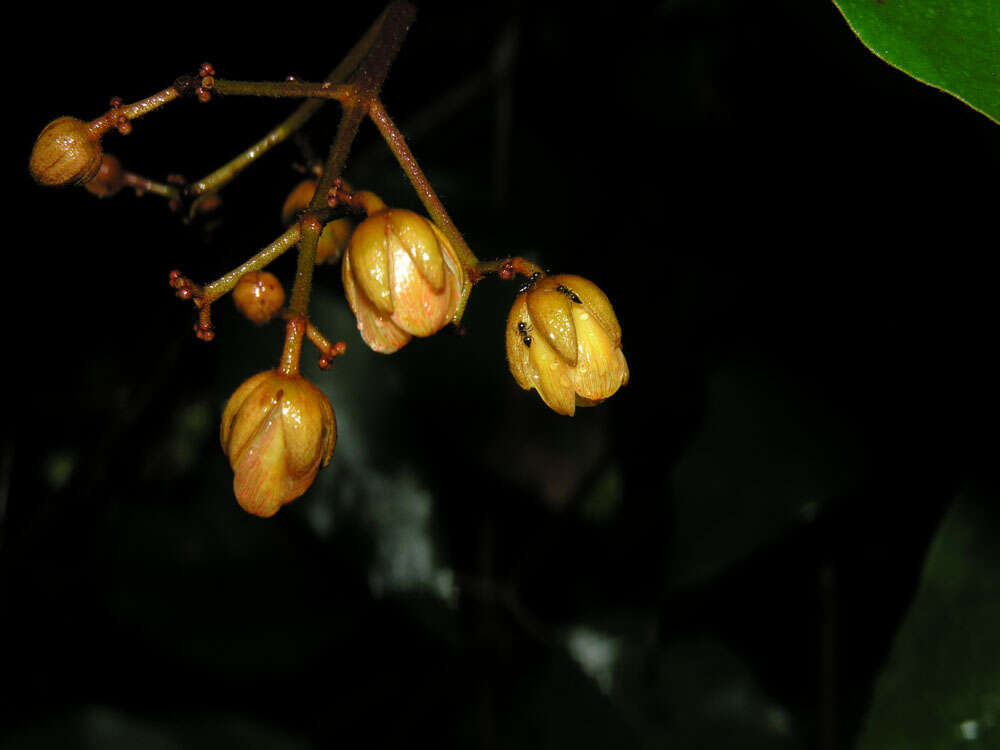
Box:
[517,320,532,347]
[555,284,581,303]
[518,272,542,294]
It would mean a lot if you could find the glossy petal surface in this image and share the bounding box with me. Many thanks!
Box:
[389,209,445,292]
[526,278,577,366]
[387,233,451,337]
[527,333,576,416]
[343,252,411,354]
[348,214,394,315]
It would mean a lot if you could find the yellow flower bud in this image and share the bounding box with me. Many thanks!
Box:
[30,116,104,186]
[342,209,466,353]
[232,271,285,325]
[506,275,629,416]
[281,178,354,265]
[220,370,336,517]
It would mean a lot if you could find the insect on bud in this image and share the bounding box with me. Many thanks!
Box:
[506,274,629,416]
[342,209,467,353]
[281,179,354,265]
[30,116,104,187]
[220,370,336,517]
[232,271,285,324]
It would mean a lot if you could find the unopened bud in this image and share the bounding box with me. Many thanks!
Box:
[342,209,466,353]
[220,370,336,517]
[506,275,628,416]
[233,271,285,324]
[30,117,104,186]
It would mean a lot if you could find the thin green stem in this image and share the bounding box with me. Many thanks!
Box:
[121,171,182,202]
[289,219,322,316]
[187,3,391,198]
[188,103,323,197]
[212,80,352,101]
[202,224,301,303]
[288,0,416,323]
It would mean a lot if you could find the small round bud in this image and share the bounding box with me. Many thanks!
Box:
[506,274,628,416]
[83,154,125,198]
[342,209,467,354]
[221,370,336,517]
[30,116,104,186]
[232,271,285,324]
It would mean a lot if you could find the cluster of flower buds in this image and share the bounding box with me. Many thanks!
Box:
[505,275,629,416]
[28,55,633,524]
[341,208,467,353]
[220,369,336,518]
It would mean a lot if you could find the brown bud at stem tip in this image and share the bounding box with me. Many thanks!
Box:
[30,117,104,186]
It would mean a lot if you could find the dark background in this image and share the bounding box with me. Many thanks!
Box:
[5,1,998,748]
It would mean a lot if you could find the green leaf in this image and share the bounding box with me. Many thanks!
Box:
[856,492,1000,748]
[831,0,1000,124]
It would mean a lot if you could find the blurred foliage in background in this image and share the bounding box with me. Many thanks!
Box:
[5,1,998,748]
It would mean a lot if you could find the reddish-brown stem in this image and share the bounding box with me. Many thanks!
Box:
[366,97,478,268]
[470,257,545,283]
[290,0,416,321]
[278,316,307,376]
[278,310,346,369]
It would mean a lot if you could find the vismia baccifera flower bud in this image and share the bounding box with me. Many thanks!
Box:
[506,275,629,416]
[220,370,336,517]
[30,117,104,187]
[342,208,466,354]
[281,179,354,265]
[232,271,285,325]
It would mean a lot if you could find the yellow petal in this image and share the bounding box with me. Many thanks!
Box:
[348,214,393,315]
[230,398,289,518]
[387,232,451,337]
[430,222,467,321]
[343,251,412,353]
[278,380,328,478]
[505,295,534,391]
[388,209,445,292]
[316,218,353,265]
[526,277,577,366]
[570,304,628,401]
[556,274,622,347]
[281,179,318,225]
[528,333,576,416]
[221,374,281,463]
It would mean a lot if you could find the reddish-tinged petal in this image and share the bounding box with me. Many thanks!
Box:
[343,252,412,353]
[389,209,445,292]
[387,232,451,337]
